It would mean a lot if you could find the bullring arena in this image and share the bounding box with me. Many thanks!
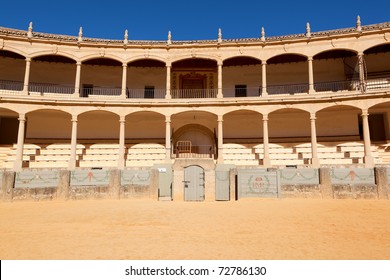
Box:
[0,18,390,260]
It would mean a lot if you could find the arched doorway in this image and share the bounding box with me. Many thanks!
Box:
[173,124,215,159]
[184,165,205,201]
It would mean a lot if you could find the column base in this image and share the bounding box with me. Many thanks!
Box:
[13,160,23,172]
[262,157,271,167]
[311,157,319,168]
[364,155,374,167]
[68,159,77,170]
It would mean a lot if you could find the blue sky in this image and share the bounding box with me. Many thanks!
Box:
[1,0,389,41]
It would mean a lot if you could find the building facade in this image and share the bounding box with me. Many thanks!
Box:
[1,19,390,200]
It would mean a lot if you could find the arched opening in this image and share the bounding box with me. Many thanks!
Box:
[313,49,358,92]
[30,55,77,94]
[77,110,120,168]
[222,110,262,166]
[26,109,72,143]
[0,50,26,91]
[363,44,390,91]
[171,58,217,98]
[126,59,166,99]
[22,109,72,168]
[222,57,262,97]
[368,102,390,142]
[125,111,166,166]
[172,111,217,158]
[81,58,123,97]
[266,54,309,95]
[0,107,19,144]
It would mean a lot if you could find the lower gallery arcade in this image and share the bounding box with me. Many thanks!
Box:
[1,100,389,171]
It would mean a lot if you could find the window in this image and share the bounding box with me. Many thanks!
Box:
[235,85,247,97]
[144,86,155,99]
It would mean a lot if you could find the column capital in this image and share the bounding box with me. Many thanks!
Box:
[217,61,223,66]
[361,109,369,116]
[217,115,223,122]
[165,115,171,122]
[166,62,172,67]
[310,112,316,120]
[262,60,267,65]
[18,114,26,121]
[262,114,269,121]
[307,56,313,61]
[358,52,364,57]
[25,57,31,63]
[119,116,126,123]
[71,115,78,122]
[122,62,127,68]
[76,61,82,66]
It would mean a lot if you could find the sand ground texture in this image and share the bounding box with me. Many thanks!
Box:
[0,199,389,260]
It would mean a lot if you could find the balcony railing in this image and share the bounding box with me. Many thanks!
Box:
[173,145,215,159]
[127,89,166,99]
[314,80,359,92]
[0,80,24,91]
[267,83,310,95]
[81,86,121,97]
[29,82,74,94]
[1,77,390,99]
[171,89,217,98]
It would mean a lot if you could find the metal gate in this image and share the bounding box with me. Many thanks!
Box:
[184,165,205,201]
[237,168,279,198]
[215,170,230,201]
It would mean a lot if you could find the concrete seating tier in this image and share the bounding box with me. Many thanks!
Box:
[376,144,390,164]
[222,144,259,165]
[0,146,12,168]
[79,144,119,167]
[125,144,166,166]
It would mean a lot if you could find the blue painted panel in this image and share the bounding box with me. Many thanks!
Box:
[14,170,59,188]
[70,169,110,186]
[280,168,319,185]
[238,169,278,198]
[121,170,151,186]
[330,168,375,185]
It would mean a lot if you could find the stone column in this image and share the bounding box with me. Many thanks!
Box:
[358,52,366,93]
[262,114,270,167]
[166,63,172,99]
[165,115,172,161]
[217,115,224,163]
[118,116,126,170]
[68,115,78,170]
[310,113,319,167]
[361,109,374,167]
[308,56,315,94]
[73,61,81,97]
[121,63,128,99]
[23,58,31,94]
[217,61,223,98]
[13,114,26,171]
[261,61,268,96]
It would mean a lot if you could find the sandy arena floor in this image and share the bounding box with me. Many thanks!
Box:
[0,198,389,260]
